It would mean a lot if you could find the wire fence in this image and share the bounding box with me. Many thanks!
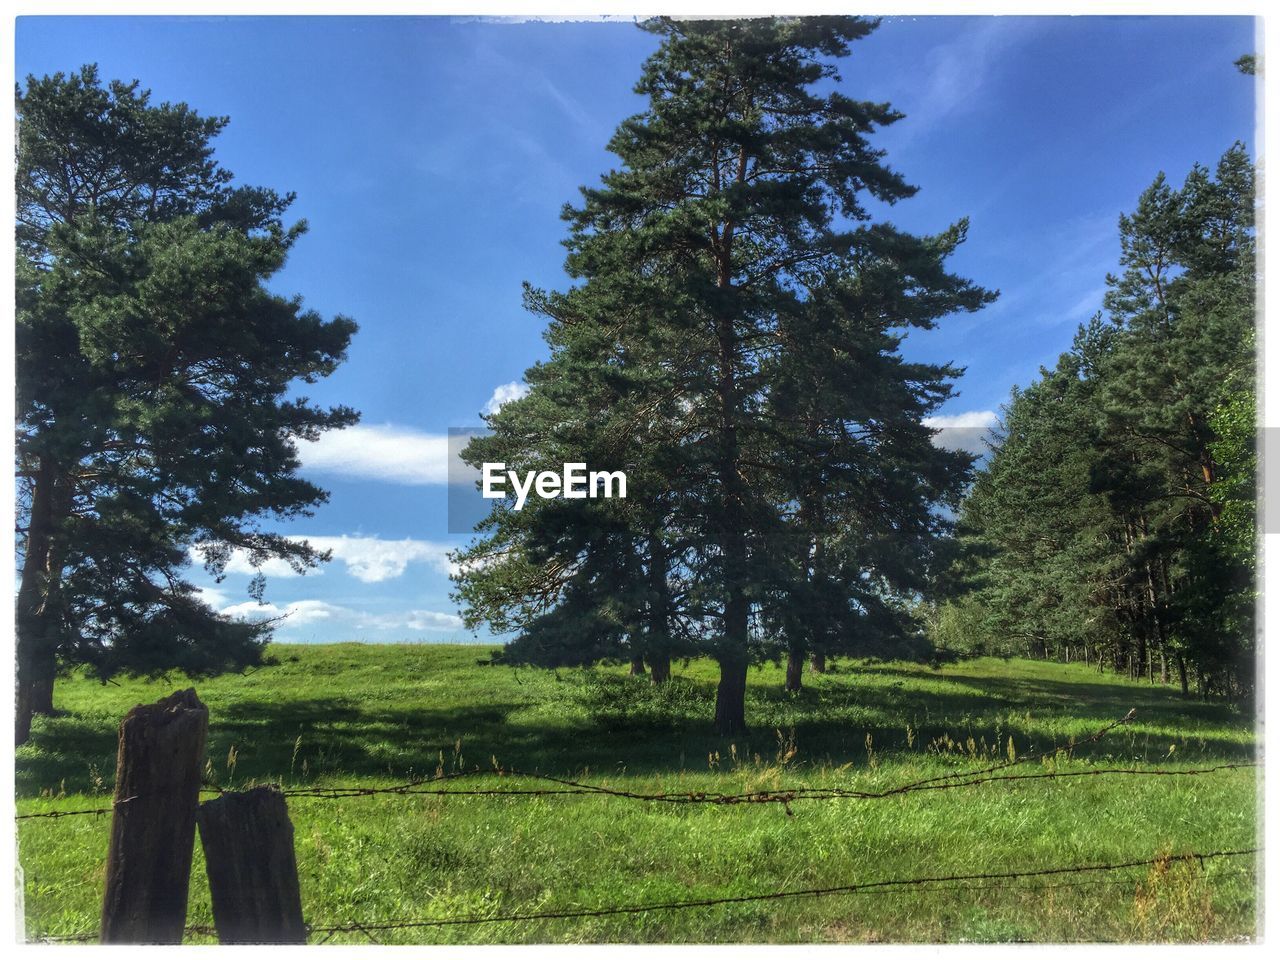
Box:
[22,709,1254,821]
[34,847,1258,944]
[17,707,1261,944]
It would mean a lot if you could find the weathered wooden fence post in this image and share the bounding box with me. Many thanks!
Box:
[100,688,208,943]
[196,786,307,943]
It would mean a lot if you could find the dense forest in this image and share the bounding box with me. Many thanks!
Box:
[934,145,1256,700]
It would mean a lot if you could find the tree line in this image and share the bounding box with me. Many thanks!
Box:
[934,143,1256,700]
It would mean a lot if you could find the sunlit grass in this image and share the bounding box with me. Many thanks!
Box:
[16,644,1258,943]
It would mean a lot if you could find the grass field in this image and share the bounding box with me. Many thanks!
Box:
[15,644,1259,943]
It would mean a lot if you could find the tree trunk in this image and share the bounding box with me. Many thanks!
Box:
[645,532,672,686]
[714,651,748,736]
[785,650,803,692]
[707,148,752,740]
[1177,656,1189,697]
[810,653,826,674]
[647,653,671,685]
[15,456,63,745]
[28,651,56,715]
[16,640,58,745]
[629,656,646,677]
[712,320,749,735]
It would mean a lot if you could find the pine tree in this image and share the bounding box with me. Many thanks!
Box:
[945,145,1256,697]
[454,18,992,734]
[762,243,989,691]
[1094,146,1256,694]
[15,66,358,743]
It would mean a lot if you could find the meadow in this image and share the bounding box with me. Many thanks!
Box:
[16,644,1259,943]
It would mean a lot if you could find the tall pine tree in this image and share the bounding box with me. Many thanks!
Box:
[15,67,358,743]
[455,17,993,733]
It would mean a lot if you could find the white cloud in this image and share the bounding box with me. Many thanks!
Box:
[303,535,454,583]
[362,608,466,631]
[191,535,456,584]
[924,410,999,456]
[220,598,345,627]
[406,610,464,630]
[219,598,462,634]
[298,424,451,485]
[484,381,529,415]
[217,552,307,578]
[924,411,999,430]
[191,584,231,609]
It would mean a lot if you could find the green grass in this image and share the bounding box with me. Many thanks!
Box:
[16,644,1259,943]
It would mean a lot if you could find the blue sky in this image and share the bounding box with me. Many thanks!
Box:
[15,15,1258,643]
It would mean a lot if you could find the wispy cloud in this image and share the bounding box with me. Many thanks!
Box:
[977,210,1119,329]
[221,598,347,627]
[307,535,454,583]
[371,609,465,631]
[924,411,998,430]
[892,18,1048,145]
[1063,283,1109,322]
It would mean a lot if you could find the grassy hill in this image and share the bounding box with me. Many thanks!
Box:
[16,644,1258,943]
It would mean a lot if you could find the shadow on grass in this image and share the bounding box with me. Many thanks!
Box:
[16,656,1253,798]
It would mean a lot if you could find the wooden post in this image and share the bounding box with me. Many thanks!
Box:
[100,688,208,943]
[196,787,307,943]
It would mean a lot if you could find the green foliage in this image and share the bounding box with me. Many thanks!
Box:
[453,17,993,730]
[16,644,1257,943]
[947,146,1256,697]
[14,66,358,727]
[1206,370,1256,567]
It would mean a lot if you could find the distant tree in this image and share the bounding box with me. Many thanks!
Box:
[454,17,991,732]
[15,66,358,743]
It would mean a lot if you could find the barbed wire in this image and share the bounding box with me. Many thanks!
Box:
[246,708,1150,806]
[17,711,1257,821]
[32,847,1255,943]
[274,762,1257,813]
[300,847,1258,937]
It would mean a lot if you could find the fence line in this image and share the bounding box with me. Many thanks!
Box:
[16,707,1255,821]
[16,761,1256,821]
[31,847,1259,944]
[19,695,1261,945]
[287,707,1143,802]
[279,761,1258,808]
[301,847,1259,937]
